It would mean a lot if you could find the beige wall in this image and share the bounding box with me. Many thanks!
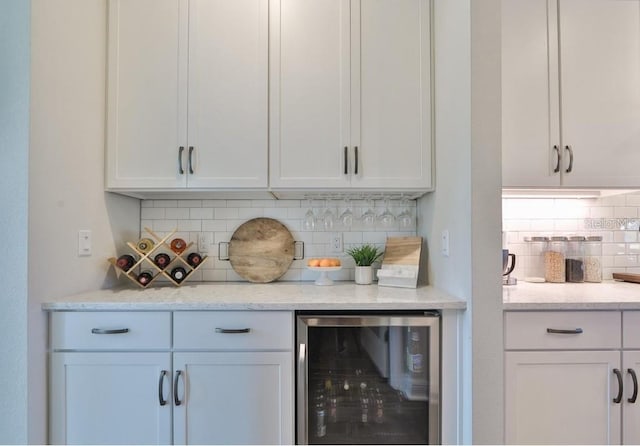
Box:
[29,1,139,442]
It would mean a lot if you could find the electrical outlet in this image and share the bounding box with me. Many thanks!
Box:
[198,233,211,253]
[441,230,450,257]
[78,230,92,256]
[330,233,343,253]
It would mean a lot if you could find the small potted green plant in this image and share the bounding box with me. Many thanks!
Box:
[346,244,384,285]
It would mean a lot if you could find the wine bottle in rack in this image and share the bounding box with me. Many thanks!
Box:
[187,252,203,267]
[170,238,187,254]
[136,238,155,253]
[116,254,136,272]
[153,253,171,270]
[137,270,154,286]
[170,266,187,283]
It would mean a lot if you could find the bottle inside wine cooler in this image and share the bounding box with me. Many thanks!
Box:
[314,385,326,438]
[406,327,424,374]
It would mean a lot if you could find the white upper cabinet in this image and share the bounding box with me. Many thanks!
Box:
[106,0,268,191]
[106,0,187,189]
[269,0,432,191]
[502,0,640,188]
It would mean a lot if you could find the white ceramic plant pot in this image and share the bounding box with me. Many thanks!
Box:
[354,266,373,285]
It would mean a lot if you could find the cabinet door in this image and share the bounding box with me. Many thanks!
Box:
[505,350,621,445]
[501,0,562,187]
[558,0,640,187]
[623,351,640,444]
[173,351,293,445]
[50,352,172,445]
[187,0,268,188]
[352,0,432,189]
[106,0,188,189]
[269,0,352,188]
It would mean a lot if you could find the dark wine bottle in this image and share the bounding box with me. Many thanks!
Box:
[170,266,187,283]
[187,252,203,267]
[154,253,171,270]
[115,254,136,271]
[137,270,153,286]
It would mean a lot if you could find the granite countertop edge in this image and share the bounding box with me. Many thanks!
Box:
[503,280,640,311]
[42,282,467,311]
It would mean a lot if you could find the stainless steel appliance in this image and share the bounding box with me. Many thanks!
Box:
[296,311,440,444]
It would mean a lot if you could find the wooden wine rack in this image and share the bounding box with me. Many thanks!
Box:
[108,227,208,288]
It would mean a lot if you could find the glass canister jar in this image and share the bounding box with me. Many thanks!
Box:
[565,236,585,283]
[584,236,603,283]
[525,236,548,282]
[545,236,567,283]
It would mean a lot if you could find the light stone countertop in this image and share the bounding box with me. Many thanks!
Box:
[503,280,640,310]
[42,282,466,311]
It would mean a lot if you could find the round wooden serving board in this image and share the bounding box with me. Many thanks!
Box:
[228,218,295,283]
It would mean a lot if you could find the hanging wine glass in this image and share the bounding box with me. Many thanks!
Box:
[398,196,413,229]
[378,196,396,228]
[322,198,335,231]
[361,197,376,227]
[303,198,316,231]
[339,197,354,229]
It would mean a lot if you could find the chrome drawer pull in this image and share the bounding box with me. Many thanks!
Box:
[91,328,130,335]
[546,328,583,335]
[215,328,251,334]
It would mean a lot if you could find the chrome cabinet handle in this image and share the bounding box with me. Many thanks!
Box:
[188,146,194,174]
[564,145,574,173]
[553,145,561,173]
[178,146,185,174]
[215,328,251,334]
[629,369,638,403]
[174,370,183,406]
[354,146,359,175]
[546,328,583,335]
[91,328,129,335]
[158,370,168,406]
[614,369,624,404]
[344,146,348,175]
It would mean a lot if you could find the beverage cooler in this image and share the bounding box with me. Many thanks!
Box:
[296,311,440,445]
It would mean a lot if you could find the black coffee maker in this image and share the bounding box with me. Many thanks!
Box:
[503,249,517,285]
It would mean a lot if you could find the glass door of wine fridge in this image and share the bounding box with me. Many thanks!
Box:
[296,311,440,445]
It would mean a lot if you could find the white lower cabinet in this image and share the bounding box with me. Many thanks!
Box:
[173,352,292,445]
[50,352,173,445]
[49,311,293,445]
[504,310,640,445]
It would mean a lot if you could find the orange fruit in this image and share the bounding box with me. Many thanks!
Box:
[319,258,332,267]
[308,258,321,267]
[331,258,341,267]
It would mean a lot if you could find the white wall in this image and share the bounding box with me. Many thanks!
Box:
[0,1,30,443]
[419,0,503,443]
[29,1,140,442]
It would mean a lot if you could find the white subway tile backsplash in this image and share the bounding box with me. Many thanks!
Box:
[190,208,214,220]
[503,193,640,280]
[141,208,166,220]
[140,198,418,283]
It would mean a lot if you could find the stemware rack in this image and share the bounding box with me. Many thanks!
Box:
[108,227,208,288]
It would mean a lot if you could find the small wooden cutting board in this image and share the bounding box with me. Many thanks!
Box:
[612,272,640,283]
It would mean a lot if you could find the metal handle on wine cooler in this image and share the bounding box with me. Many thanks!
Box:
[298,343,308,444]
[91,328,129,335]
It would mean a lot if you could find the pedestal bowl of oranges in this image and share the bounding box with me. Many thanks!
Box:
[306,257,342,285]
